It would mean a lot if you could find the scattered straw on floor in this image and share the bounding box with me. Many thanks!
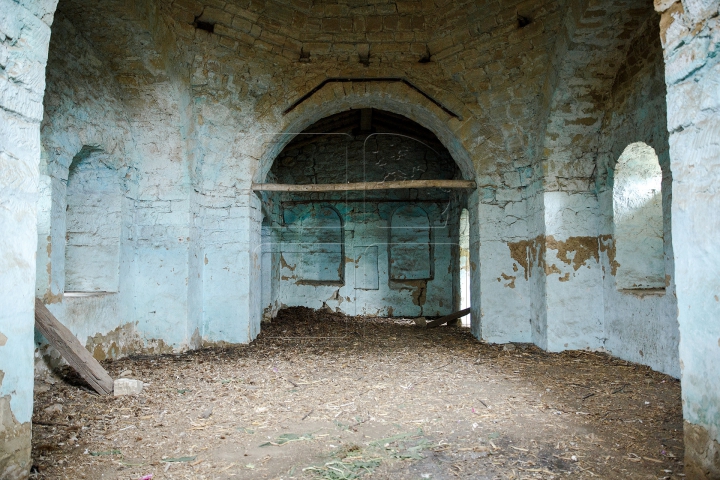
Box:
[32,307,683,479]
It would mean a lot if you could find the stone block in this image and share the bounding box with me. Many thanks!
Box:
[682,0,719,22]
[197,6,233,27]
[114,378,143,396]
[665,33,710,84]
[654,0,677,12]
[231,16,253,33]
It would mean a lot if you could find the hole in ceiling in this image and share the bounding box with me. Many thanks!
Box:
[194,16,215,33]
[517,14,532,28]
[418,46,432,63]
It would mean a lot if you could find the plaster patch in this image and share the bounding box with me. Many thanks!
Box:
[0,333,6,347]
[86,323,145,361]
[546,235,599,271]
[507,235,545,280]
[598,234,620,276]
[0,375,31,479]
[190,328,202,349]
[501,273,516,288]
[684,421,720,478]
[393,279,428,308]
[42,291,63,304]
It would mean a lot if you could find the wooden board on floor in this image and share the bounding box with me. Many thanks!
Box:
[34,298,114,395]
[426,308,472,328]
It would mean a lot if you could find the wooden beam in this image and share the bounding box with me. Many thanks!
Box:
[253,179,475,192]
[34,298,114,395]
[426,308,472,328]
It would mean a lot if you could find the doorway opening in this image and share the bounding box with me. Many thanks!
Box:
[459,208,471,327]
[255,108,474,322]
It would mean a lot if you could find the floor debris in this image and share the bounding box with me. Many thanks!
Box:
[114,378,144,396]
[31,307,683,479]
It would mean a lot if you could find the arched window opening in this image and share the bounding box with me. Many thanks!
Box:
[65,148,121,293]
[389,206,431,281]
[260,215,277,321]
[459,208,471,326]
[613,142,664,290]
[280,204,344,285]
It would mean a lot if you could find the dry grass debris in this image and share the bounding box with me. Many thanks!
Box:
[32,307,683,479]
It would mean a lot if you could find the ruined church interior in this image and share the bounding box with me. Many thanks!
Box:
[1,0,719,478]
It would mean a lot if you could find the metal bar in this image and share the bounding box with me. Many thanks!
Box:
[282,77,462,120]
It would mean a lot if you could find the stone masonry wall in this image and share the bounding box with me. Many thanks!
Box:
[596,13,679,378]
[265,132,462,318]
[3,0,717,476]
[36,10,165,375]
[656,0,720,476]
[537,0,660,353]
[0,1,58,478]
[176,0,569,346]
[28,0,683,368]
[35,2,201,378]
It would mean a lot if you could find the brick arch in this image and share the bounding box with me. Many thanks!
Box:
[251,81,477,184]
[539,0,660,192]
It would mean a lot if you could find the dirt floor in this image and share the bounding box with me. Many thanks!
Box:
[31,307,684,479]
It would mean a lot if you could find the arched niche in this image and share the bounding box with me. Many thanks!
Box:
[64,148,122,293]
[389,205,431,281]
[280,204,344,285]
[613,142,665,290]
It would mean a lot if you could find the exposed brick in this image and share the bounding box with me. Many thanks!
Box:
[173,0,204,16]
[427,35,453,55]
[411,15,425,30]
[365,15,383,32]
[197,6,233,26]
[396,1,421,14]
[395,31,416,42]
[324,4,348,17]
[376,3,398,15]
[353,15,365,32]
[383,15,399,31]
[397,16,413,31]
[4,6,710,479]
[231,15,253,33]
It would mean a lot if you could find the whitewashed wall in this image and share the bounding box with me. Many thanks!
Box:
[657,0,720,475]
[0,1,58,477]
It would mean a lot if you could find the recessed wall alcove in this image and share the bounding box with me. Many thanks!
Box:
[257,108,475,319]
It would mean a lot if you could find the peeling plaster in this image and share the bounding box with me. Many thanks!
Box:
[507,235,545,280]
[0,0,709,477]
[546,235,599,271]
[0,375,31,479]
[86,323,145,361]
[598,234,620,276]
